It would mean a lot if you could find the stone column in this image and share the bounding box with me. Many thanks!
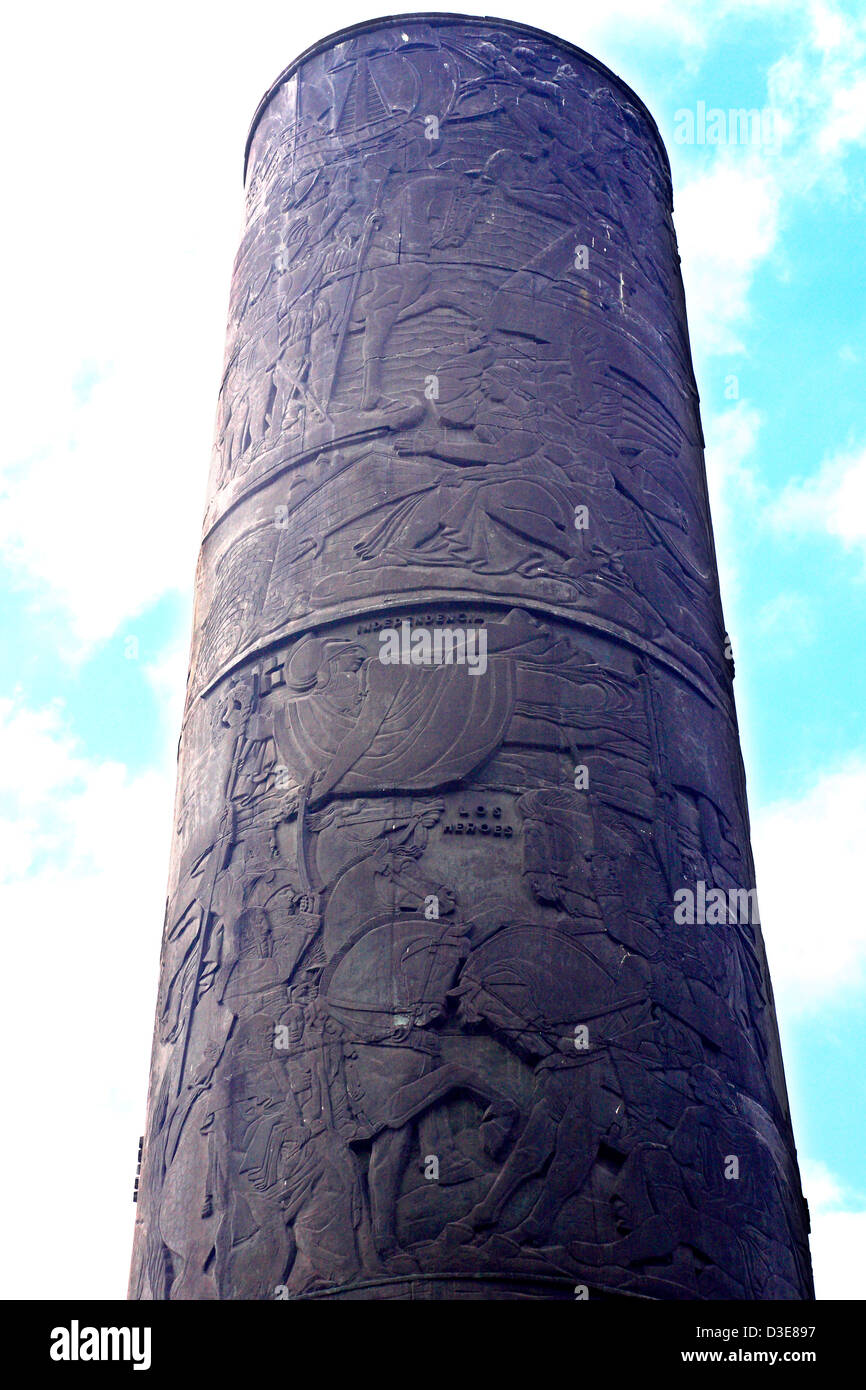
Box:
[130,15,813,1301]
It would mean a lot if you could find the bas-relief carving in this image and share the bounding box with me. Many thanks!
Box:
[134,608,809,1300]
[130,17,812,1301]
[209,25,694,515]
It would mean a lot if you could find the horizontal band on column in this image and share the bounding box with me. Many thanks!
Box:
[194,589,732,716]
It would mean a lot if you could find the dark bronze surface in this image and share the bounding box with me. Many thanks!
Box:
[130,14,813,1301]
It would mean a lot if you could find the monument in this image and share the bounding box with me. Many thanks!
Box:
[129,15,814,1300]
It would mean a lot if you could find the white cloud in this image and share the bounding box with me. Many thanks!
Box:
[0,697,176,1297]
[145,639,191,743]
[801,1159,866,1299]
[670,2,866,368]
[702,401,765,603]
[769,442,866,560]
[753,591,816,656]
[817,76,866,155]
[766,2,866,190]
[676,163,781,357]
[0,5,253,653]
[801,1157,845,1210]
[0,362,206,651]
[809,1210,866,1298]
[752,760,866,1016]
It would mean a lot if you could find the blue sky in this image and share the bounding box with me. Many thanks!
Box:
[1,0,864,1298]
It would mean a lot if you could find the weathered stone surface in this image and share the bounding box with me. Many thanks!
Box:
[129,15,813,1301]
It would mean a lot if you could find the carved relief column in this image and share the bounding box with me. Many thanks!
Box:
[130,15,813,1300]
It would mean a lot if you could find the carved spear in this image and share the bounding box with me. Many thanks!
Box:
[174,683,254,1096]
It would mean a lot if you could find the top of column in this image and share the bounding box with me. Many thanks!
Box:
[243,12,672,189]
